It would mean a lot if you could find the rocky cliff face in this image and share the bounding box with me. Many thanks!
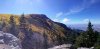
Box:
[0,31,22,49]
[0,14,72,49]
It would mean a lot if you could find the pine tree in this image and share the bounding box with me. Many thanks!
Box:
[1,20,6,30]
[94,31,100,49]
[1,17,7,32]
[75,21,98,48]
[19,14,27,29]
[85,21,97,47]
[9,15,17,36]
[87,21,94,34]
[19,14,30,49]
[9,15,16,27]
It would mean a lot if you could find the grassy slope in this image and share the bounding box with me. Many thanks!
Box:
[0,14,19,25]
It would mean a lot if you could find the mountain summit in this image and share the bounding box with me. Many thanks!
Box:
[0,14,75,49]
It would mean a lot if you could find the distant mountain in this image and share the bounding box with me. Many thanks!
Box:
[68,24,100,32]
[0,14,77,49]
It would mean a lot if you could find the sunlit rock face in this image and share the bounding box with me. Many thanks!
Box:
[0,31,22,49]
[48,44,72,49]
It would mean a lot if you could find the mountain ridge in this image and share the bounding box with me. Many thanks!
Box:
[0,14,75,49]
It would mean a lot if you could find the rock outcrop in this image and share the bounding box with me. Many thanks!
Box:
[0,31,22,49]
[48,44,72,49]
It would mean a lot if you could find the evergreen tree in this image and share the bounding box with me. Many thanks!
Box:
[94,31,100,49]
[1,17,7,32]
[87,21,93,32]
[19,14,30,49]
[19,14,28,35]
[9,15,15,26]
[9,15,17,36]
[1,20,6,30]
[19,14,27,29]
[75,21,98,48]
[85,21,97,47]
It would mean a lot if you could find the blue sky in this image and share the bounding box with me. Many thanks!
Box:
[0,0,100,24]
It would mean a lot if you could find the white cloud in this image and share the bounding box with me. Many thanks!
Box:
[54,0,97,18]
[53,19,59,22]
[55,12,63,17]
[64,0,98,16]
[83,19,89,23]
[53,12,63,23]
[53,18,70,24]
[62,18,70,24]
[54,0,98,24]
[65,7,84,16]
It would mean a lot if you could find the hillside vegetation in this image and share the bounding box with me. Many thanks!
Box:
[0,14,99,49]
[0,14,75,49]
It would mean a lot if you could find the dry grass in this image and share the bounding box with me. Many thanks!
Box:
[0,14,20,25]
